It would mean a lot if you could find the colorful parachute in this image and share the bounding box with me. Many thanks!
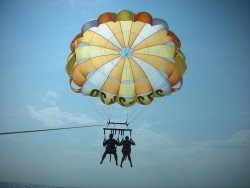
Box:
[66,10,187,107]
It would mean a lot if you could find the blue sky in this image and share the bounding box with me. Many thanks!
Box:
[0,0,250,187]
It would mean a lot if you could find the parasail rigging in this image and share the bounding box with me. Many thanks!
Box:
[65,9,187,134]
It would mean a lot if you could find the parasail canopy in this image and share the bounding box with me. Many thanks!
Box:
[66,10,187,107]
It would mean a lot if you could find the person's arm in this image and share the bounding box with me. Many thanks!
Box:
[115,139,119,146]
[118,139,124,146]
[130,138,135,145]
[103,139,107,146]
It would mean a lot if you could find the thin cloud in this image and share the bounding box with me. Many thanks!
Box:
[191,130,250,150]
[27,105,97,127]
[133,124,176,152]
[42,91,58,106]
[132,126,250,168]
[134,125,250,152]
[27,91,97,127]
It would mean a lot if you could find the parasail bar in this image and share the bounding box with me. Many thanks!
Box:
[107,121,129,126]
[103,128,132,132]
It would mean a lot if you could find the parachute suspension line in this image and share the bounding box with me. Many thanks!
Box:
[100,103,110,121]
[125,107,129,123]
[104,106,111,122]
[0,123,106,136]
[106,104,115,125]
[86,98,108,122]
[94,93,110,120]
[123,103,136,124]
[108,104,113,121]
[129,105,150,124]
[127,104,138,123]
[129,97,161,124]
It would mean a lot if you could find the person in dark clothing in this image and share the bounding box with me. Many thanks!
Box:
[119,136,135,168]
[100,133,119,165]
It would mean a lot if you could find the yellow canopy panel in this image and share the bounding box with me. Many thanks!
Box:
[66,10,187,107]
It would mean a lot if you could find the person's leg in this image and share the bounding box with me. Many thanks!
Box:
[114,153,118,165]
[120,155,126,167]
[100,151,108,164]
[127,154,133,167]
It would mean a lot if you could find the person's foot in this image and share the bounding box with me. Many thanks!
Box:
[100,161,103,164]
[131,164,133,167]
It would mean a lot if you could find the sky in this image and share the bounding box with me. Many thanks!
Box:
[0,0,250,187]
